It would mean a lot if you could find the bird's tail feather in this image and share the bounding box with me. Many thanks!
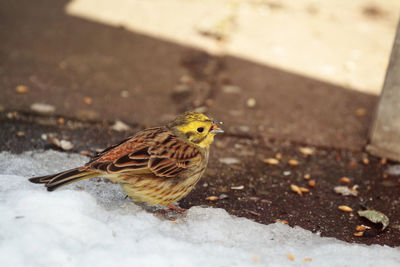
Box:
[29,168,99,191]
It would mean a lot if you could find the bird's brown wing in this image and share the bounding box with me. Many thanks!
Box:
[86,127,201,178]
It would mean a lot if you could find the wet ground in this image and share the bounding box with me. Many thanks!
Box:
[1,0,399,248]
[1,111,399,247]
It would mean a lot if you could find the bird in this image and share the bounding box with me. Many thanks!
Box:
[29,111,223,213]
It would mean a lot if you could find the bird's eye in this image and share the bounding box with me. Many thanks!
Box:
[197,127,204,133]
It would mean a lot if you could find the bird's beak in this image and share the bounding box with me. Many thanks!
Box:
[210,121,224,134]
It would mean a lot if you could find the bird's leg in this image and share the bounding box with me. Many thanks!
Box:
[163,204,186,213]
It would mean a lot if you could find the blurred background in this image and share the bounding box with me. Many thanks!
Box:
[1,0,399,151]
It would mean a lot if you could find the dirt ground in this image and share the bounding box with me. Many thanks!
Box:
[1,112,399,247]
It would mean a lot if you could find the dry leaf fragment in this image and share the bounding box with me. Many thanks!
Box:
[274,219,288,224]
[263,158,279,165]
[288,159,299,166]
[290,184,302,195]
[338,205,353,212]
[340,177,351,185]
[333,186,358,197]
[205,196,219,201]
[286,254,295,261]
[356,225,371,232]
[357,210,389,230]
[111,120,130,132]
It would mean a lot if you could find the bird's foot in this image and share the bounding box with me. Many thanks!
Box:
[163,204,186,213]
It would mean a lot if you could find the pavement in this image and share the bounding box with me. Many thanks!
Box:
[1,0,400,246]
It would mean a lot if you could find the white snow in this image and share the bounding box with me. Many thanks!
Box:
[0,150,399,267]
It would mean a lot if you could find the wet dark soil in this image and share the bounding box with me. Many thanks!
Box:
[1,111,399,247]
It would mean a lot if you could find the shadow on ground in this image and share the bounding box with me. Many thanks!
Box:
[0,0,377,150]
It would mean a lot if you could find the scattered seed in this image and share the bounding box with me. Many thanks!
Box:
[231,185,244,190]
[171,220,178,225]
[303,258,312,262]
[253,256,260,263]
[15,131,25,137]
[246,97,256,108]
[308,180,316,187]
[355,108,367,117]
[340,177,351,185]
[83,97,92,105]
[263,158,279,165]
[16,85,29,94]
[290,184,302,195]
[349,161,358,167]
[357,210,389,230]
[205,196,219,201]
[338,205,353,212]
[362,158,369,165]
[275,153,282,160]
[288,159,299,166]
[304,173,311,180]
[41,134,48,140]
[249,196,260,201]
[299,147,315,156]
[286,254,295,261]
[299,187,309,193]
[274,219,288,224]
[354,231,364,237]
[380,158,387,165]
[382,173,388,179]
[57,117,65,125]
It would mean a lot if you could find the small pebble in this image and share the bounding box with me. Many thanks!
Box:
[246,98,256,108]
[83,97,92,105]
[15,131,25,137]
[111,120,130,132]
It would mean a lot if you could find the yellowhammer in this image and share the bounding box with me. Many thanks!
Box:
[29,112,223,212]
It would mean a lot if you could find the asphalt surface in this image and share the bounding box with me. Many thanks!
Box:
[1,0,399,247]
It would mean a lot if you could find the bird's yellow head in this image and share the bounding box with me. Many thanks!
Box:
[169,111,224,148]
